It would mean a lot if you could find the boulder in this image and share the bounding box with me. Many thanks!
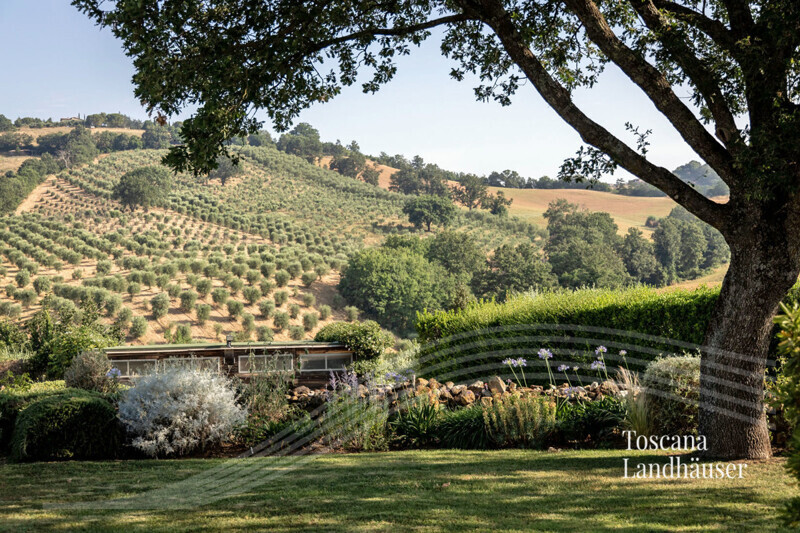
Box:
[599,380,620,396]
[293,386,312,396]
[488,376,507,394]
[468,381,485,395]
[457,390,476,406]
[451,384,467,395]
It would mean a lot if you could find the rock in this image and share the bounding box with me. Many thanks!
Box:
[357,384,369,398]
[468,381,484,395]
[457,390,476,406]
[445,381,455,388]
[600,380,619,396]
[451,384,467,395]
[508,382,517,392]
[428,378,441,389]
[480,396,493,408]
[293,386,312,396]
[416,377,429,388]
[481,388,493,398]
[488,376,507,394]
[439,389,453,402]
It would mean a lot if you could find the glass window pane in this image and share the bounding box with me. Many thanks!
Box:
[128,360,156,376]
[326,355,351,370]
[299,355,326,371]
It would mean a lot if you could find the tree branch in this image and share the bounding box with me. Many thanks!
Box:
[302,14,470,55]
[463,0,729,230]
[651,0,738,55]
[561,0,735,183]
[721,0,755,37]
[631,1,742,153]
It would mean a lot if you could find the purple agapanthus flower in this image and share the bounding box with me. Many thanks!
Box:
[502,358,514,366]
[590,360,606,370]
[385,371,405,383]
[595,346,607,355]
[106,367,121,379]
[557,364,569,372]
[619,349,628,356]
[515,357,527,367]
[537,348,553,360]
[572,366,580,371]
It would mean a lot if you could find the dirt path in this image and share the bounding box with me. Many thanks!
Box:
[15,176,56,215]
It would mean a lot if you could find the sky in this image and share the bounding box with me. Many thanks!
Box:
[0,0,703,181]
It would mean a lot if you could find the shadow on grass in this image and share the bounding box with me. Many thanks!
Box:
[0,450,793,532]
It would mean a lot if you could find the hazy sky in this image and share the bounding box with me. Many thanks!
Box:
[0,0,702,180]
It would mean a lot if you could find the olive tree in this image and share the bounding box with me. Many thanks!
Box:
[76,0,800,459]
[113,165,172,211]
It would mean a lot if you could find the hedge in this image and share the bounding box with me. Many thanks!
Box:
[0,381,67,453]
[10,389,122,462]
[415,286,722,382]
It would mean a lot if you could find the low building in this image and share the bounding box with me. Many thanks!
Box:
[104,340,353,386]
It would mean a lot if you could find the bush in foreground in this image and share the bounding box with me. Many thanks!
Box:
[642,354,700,436]
[0,381,67,452]
[10,390,122,462]
[118,364,246,457]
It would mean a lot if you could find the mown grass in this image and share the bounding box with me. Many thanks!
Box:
[0,449,794,532]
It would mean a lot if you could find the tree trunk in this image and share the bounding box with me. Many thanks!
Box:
[699,227,800,459]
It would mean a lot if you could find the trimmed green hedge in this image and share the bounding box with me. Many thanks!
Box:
[415,286,721,381]
[0,381,66,452]
[10,389,122,462]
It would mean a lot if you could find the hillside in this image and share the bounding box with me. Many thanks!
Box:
[354,156,728,236]
[15,126,144,145]
[0,146,542,345]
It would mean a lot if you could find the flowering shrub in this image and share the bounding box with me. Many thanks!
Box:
[118,363,246,457]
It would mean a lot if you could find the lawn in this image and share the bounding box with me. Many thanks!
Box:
[0,449,794,532]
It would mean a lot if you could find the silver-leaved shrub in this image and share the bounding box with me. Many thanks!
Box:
[118,363,246,457]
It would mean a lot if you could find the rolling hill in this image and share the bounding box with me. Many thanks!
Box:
[351,156,729,237]
[0,146,546,345]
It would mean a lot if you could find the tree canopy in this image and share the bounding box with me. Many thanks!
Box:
[112,166,173,211]
[403,195,456,231]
